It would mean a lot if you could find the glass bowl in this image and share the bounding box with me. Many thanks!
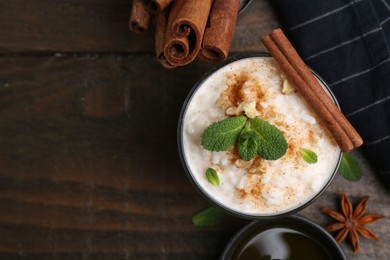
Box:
[177,54,342,219]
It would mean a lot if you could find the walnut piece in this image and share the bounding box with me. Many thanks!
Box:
[282,78,296,95]
[226,101,259,118]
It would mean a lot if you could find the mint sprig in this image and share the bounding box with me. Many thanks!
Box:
[206,168,220,186]
[339,153,362,181]
[299,148,318,164]
[249,118,288,160]
[192,207,225,227]
[201,116,288,161]
[237,125,259,161]
[201,115,246,151]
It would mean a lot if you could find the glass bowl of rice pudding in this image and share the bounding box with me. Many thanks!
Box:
[178,54,342,219]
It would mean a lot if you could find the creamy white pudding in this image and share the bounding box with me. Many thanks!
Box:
[180,57,341,217]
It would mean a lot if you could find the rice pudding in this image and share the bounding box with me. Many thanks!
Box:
[180,56,341,217]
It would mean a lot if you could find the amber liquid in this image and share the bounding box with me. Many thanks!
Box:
[232,226,331,260]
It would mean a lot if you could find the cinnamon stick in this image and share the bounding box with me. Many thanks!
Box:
[164,25,190,63]
[155,9,176,68]
[129,0,151,33]
[164,0,213,66]
[199,0,241,62]
[262,34,355,152]
[270,29,363,148]
[146,0,173,15]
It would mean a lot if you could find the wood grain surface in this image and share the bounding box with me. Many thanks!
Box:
[0,0,278,53]
[0,0,388,259]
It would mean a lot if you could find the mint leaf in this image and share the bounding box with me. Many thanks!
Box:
[249,118,288,160]
[299,148,318,164]
[237,125,259,161]
[201,116,247,151]
[339,153,362,181]
[192,207,225,227]
[206,168,220,186]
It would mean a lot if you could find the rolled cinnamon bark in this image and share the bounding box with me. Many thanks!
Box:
[199,0,240,62]
[155,10,176,68]
[164,0,213,66]
[129,0,151,33]
[262,35,354,152]
[146,0,173,15]
[164,33,190,63]
[270,29,363,148]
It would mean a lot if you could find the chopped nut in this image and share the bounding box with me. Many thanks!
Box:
[216,95,231,111]
[225,101,259,118]
[282,78,296,95]
[226,106,239,115]
[248,157,267,174]
[211,164,224,173]
[235,159,253,168]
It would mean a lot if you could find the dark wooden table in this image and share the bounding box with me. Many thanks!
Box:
[0,1,388,259]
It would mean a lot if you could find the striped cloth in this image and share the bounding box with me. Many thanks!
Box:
[274,0,390,187]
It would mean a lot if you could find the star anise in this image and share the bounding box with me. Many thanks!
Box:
[322,192,383,253]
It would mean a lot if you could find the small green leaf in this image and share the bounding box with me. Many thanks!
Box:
[339,153,362,181]
[248,118,288,160]
[206,168,220,186]
[192,207,225,227]
[237,126,259,161]
[299,148,318,164]
[201,116,247,152]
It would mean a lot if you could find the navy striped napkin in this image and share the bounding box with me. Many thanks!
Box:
[274,0,390,188]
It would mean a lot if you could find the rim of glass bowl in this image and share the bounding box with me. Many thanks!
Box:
[220,215,347,260]
[177,53,343,220]
[238,0,253,15]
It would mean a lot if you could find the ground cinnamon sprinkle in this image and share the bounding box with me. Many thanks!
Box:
[223,73,265,108]
[287,142,297,158]
[308,129,316,144]
[237,188,247,199]
[225,74,249,106]
[250,186,261,197]
[255,102,263,111]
